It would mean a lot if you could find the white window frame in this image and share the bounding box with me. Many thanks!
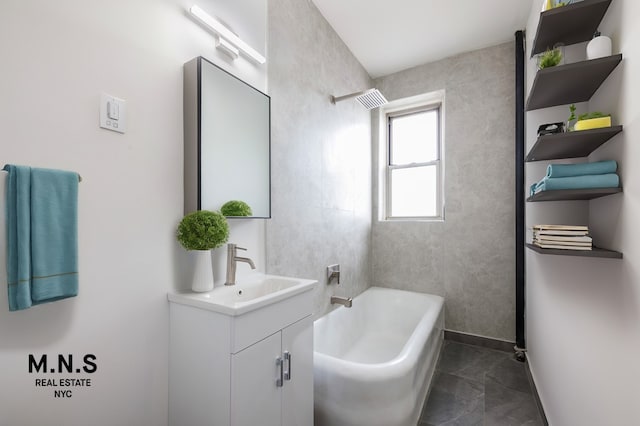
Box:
[380,92,445,221]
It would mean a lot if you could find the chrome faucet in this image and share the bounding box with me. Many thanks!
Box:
[330,296,352,308]
[225,243,256,286]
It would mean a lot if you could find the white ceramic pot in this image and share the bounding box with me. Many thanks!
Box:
[191,250,214,292]
[587,35,612,60]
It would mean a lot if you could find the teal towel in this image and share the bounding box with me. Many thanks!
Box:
[4,165,32,310]
[4,165,79,311]
[530,173,619,196]
[546,160,617,178]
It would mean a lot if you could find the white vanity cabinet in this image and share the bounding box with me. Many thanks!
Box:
[231,316,313,426]
[168,276,316,426]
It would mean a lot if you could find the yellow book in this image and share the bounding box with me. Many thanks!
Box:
[574,116,612,131]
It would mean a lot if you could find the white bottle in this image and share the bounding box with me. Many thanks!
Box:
[586,31,612,60]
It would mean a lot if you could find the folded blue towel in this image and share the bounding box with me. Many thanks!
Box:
[4,165,79,311]
[546,160,617,178]
[530,173,619,196]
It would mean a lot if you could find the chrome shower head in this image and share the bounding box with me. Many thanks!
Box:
[330,88,388,110]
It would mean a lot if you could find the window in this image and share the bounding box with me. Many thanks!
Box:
[385,102,443,220]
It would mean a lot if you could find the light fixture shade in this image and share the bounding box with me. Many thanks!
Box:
[189,5,266,64]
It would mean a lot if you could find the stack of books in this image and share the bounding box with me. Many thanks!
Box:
[532,225,592,251]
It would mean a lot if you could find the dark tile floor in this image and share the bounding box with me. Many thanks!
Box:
[419,341,543,426]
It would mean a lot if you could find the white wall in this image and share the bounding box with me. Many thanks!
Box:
[525,1,640,425]
[0,1,266,424]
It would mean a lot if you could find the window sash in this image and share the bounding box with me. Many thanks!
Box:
[385,104,443,220]
[388,106,441,167]
[386,162,442,219]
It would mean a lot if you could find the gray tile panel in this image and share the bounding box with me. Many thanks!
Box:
[372,43,516,341]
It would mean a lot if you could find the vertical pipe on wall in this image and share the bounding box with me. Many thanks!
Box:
[515,30,526,353]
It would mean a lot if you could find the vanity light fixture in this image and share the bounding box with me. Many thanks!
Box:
[189,5,266,64]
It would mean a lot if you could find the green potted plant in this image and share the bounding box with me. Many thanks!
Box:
[538,47,563,69]
[567,104,612,131]
[177,210,229,292]
[221,200,253,217]
[575,111,611,131]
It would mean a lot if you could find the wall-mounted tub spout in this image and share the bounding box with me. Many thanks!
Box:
[330,296,352,308]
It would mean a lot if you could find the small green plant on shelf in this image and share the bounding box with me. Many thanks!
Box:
[566,104,611,131]
[177,210,229,251]
[578,111,610,121]
[538,48,563,69]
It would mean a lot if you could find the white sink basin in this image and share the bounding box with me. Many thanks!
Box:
[168,273,317,316]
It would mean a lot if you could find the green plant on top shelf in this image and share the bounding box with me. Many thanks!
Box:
[538,48,562,69]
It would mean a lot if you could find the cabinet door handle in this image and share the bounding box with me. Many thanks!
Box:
[276,356,284,387]
[284,351,292,381]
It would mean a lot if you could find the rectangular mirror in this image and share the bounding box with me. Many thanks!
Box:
[184,56,271,218]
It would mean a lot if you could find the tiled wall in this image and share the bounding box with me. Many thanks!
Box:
[266,0,373,317]
[372,43,516,341]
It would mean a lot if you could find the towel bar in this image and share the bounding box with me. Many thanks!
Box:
[1,169,82,182]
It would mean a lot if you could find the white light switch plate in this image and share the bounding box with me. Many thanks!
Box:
[100,93,126,133]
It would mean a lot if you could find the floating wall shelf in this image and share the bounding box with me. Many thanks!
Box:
[526,243,622,259]
[526,126,623,162]
[524,0,622,261]
[526,54,622,111]
[530,0,613,56]
[527,187,622,202]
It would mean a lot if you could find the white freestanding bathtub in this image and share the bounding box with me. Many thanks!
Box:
[314,287,444,426]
